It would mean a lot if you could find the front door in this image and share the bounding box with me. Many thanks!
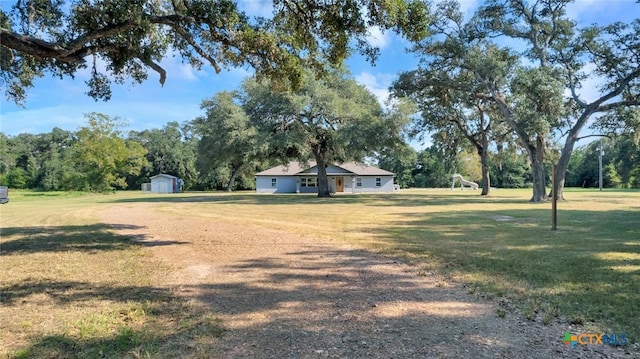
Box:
[336,177,344,192]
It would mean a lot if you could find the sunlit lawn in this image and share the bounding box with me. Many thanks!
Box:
[1,188,638,356]
[0,192,223,358]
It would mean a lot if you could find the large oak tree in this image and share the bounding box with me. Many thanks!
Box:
[1,0,430,104]
[192,91,268,191]
[241,69,408,197]
[474,0,640,199]
[392,1,522,197]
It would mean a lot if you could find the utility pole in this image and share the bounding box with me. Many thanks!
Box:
[599,140,604,191]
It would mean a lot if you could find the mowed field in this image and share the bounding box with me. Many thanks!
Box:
[1,188,638,357]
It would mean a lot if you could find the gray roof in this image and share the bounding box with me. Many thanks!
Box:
[150,174,179,179]
[256,162,394,176]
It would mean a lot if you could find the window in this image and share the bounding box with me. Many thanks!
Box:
[300,177,315,187]
[375,177,381,187]
[271,178,277,188]
[356,178,362,187]
[307,177,317,187]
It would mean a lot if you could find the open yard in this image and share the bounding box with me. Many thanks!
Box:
[1,189,638,358]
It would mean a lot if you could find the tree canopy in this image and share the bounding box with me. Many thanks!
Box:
[392,0,639,201]
[70,112,148,191]
[192,91,268,191]
[239,68,408,197]
[0,0,430,104]
[473,0,640,200]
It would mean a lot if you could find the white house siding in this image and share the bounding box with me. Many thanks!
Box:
[255,162,396,194]
[256,176,297,193]
[352,175,395,193]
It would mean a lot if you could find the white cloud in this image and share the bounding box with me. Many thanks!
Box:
[159,55,200,82]
[366,26,391,48]
[354,71,397,107]
[2,105,88,135]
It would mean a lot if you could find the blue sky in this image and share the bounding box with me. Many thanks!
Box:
[1,0,638,139]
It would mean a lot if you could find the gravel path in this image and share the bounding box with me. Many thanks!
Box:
[102,203,637,358]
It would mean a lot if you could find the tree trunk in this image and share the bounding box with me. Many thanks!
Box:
[313,146,331,198]
[225,164,242,192]
[552,132,579,200]
[551,112,593,200]
[492,95,548,202]
[479,127,491,196]
[480,150,491,196]
[530,136,548,202]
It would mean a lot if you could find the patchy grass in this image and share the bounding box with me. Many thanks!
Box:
[125,188,639,339]
[0,191,223,358]
[1,188,638,357]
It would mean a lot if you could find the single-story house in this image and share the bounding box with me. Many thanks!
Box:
[255,162,396,194]
[149,174,183,193]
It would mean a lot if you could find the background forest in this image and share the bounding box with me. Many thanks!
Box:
[1,113,638,192]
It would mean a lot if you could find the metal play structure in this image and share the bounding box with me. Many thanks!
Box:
[451,174,479,190]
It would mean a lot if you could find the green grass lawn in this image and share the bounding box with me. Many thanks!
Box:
[1,188,638,357]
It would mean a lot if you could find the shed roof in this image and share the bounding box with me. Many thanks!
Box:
[150,174,179,180]
[256,162,393,176]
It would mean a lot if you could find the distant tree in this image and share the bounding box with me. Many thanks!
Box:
[71,113,148,192]
[489,145,530,189]
[376,141,418,189]
[412,146,452,188]
[1,0,429,104]
[0,133,11,177]
[192,91,267,191]
[0,130,75,190]
[33,128,76,191]
[562,136,640,189]
[564,146,587,187]
[611,136,640,188]
[129,122,197,189]
[5,133,39,187]
[392,2,521,196]
[5,167,28,189]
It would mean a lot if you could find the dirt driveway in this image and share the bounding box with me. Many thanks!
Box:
[102,203,635,358]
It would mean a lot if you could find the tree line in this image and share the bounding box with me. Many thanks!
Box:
[1,110,637,192]
[1,0,638,199]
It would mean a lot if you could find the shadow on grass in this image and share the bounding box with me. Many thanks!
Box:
[5,279,224,359]
[6,245,636,357]
[0,224,187,255]
[13,322,222,359]
[107,191,533,207]
[181,248,533,358]
[371,207,640,338]
[0,279,172,305]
